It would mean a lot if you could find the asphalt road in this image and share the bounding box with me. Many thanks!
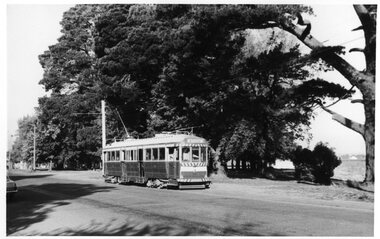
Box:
[6,170,374,236]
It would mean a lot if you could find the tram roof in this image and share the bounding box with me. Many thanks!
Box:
[104,133,208,149]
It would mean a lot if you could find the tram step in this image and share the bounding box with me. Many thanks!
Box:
[179,184,206,190]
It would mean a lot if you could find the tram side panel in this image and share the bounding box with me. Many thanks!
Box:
[144,161,168,179]
[104,161,122,177]
[167,161,180,179]
[121,161,138,182]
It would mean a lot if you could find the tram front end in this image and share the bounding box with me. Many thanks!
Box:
[169,143,211,189]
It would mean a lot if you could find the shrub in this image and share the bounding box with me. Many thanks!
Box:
[312,142,342,185]
[292,143,341,185]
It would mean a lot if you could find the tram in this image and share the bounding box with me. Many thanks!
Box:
[102,132,211,189]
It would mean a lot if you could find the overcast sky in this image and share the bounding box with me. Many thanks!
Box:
[4,3,372,155]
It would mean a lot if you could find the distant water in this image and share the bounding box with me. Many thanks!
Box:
[333,160,365,181]
[274,159,366,182]
[273,160,294,169]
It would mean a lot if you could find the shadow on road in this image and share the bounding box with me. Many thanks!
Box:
[25,216,282,236]
[9,174,54,181]
[7,171,286,236]
[29,218,197,236]
[6,181,115,235]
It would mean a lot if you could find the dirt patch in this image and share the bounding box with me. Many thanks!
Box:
[209,175,374,203]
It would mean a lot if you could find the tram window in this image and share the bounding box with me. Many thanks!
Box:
[168,147,178,161]
[159,148,165,160]
[192,147,200,162]
[125,150,129,161]
[131,150,134,161]
[146,149,151,160]
[139,149,143,161]
[116,151,120,161]
[182,147,191,161]
[111,151,115,161]
[201,147,207,162]
[152,148,158,160]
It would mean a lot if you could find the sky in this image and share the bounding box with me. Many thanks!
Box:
[3,2,375,156]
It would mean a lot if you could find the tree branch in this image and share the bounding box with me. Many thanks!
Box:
[351,99,363,104]
[352,26,363,31]
[322,107,364,135]
[279,13,368,88]
[353,5,377,74]
[354,5,373,28]
[349,48,365,53]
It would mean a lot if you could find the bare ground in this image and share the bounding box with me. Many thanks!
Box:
[209,172,374,203]
[17,169,374,203]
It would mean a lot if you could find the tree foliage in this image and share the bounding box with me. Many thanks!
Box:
[10,116,37,166]
[12,4,354,173]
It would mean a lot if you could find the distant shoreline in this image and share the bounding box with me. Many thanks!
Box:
[340,159,365,161]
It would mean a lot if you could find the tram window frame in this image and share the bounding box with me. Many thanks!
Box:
[152,148,158,160]
[168,147,178,161]
[159,148,165,160]
[134,150,137,161]
[182,147,191,162]
[200,147,207,162]
[192,147,200,162]
[105,152,109,162]
[145,148,151,161]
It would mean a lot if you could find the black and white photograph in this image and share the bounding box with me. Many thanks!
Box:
[3,0,377,236]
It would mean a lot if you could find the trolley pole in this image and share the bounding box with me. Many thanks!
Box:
[101,100,106,175]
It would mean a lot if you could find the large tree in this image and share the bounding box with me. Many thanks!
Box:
[271,5,376,183]
[34,4,356,174]
[149,5,352,173]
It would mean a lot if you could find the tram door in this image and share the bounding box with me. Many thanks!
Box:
[138,149,144,178]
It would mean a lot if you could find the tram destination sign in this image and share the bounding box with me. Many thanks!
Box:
[185,138,206,144]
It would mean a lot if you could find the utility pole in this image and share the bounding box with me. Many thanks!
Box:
[101,100,106,175]
[9,134,16,170]
[33,124,36,171]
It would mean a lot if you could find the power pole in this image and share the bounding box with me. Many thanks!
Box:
[101,100,106,175]
[33,124,36,171]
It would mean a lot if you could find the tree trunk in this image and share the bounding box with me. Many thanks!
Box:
[363,96,375,182]
[209,146,227,178]
[276,5,376,183]
[242,159,247,170]
[236,159,241,170]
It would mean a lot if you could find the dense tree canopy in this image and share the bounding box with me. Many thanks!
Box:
[13,4,353,172]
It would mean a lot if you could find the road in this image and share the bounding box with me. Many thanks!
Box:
[6,170,374,236]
